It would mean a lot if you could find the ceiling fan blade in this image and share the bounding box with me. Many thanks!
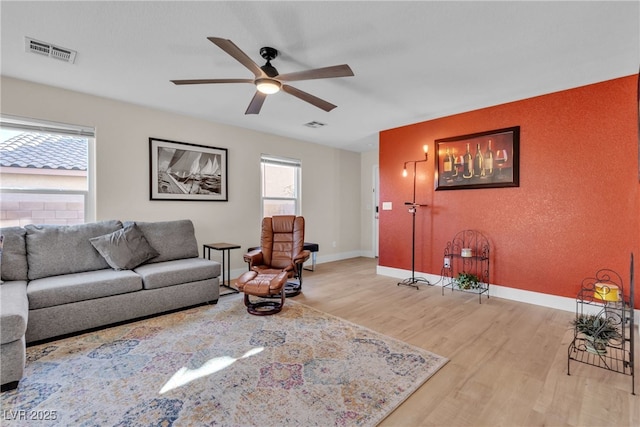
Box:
[245,91,268,115]
[207,37,264,79]
[277,64,354,82]
[171,78,253,85]
[282,85,337,112]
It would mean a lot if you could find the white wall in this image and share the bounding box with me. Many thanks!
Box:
[360,149,378,258]
[1,76,365,277]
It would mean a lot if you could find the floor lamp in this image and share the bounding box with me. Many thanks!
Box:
[397,145,431,289]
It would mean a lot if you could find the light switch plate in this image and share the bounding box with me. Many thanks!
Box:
[382,202,392,210]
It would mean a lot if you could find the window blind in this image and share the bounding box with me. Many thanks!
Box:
[1,114,95,137]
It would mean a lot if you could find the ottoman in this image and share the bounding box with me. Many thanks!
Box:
[236,270,288,315]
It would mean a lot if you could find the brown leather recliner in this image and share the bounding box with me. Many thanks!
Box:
[236,216,310,315]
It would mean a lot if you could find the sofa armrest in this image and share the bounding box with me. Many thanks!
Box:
[0,281,28,344]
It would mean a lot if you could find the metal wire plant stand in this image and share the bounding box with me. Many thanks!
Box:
[567,254,635,395]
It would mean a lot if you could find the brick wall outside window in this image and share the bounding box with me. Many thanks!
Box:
[0,193,84,227]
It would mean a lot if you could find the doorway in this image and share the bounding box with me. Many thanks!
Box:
[373,165,379,258]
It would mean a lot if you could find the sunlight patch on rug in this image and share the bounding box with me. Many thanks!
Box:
[1,296,448,426]
[159,346,264,394]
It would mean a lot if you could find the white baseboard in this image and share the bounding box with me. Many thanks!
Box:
[377,265,640,323]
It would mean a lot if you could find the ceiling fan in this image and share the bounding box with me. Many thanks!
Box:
[171,37,354,115]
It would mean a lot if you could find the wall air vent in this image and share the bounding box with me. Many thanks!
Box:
[304,121,326,129]
[25,37,77,64]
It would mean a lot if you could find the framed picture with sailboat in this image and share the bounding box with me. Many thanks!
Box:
[149,138,228,201]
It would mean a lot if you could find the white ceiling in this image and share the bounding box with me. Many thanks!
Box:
[1,1,638,152]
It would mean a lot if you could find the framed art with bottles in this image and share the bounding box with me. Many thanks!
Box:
[435,126,520,191]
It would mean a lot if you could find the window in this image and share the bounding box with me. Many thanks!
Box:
[261,154,301,217]
[0,115,95,227]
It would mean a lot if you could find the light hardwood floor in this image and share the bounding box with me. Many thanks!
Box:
[285,257,639,426]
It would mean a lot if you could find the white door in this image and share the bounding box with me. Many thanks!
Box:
[373,165,380,258]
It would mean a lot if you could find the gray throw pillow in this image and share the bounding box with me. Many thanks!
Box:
[90,223,159,270]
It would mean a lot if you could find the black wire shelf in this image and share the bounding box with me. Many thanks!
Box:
[567,254,636,395]
[441,229,490,304]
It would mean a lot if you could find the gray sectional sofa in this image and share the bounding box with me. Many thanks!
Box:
[0,219,221,391]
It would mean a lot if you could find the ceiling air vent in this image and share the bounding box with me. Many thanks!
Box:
[25,37,76,64]
[304,121,326,129]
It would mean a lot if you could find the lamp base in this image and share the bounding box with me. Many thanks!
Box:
[397,277,431,289]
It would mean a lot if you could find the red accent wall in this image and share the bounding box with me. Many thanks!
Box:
[380,75,640,307]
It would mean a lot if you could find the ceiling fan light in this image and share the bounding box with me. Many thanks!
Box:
[256,79,281,94]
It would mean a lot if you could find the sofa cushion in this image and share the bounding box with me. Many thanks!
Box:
[0,227,28,282]
[25,220,123,280]
[90,223,160,270]
[125,219,199,263]
[27,269,142,310]
[0,281,28,344]
[133,258,220,290]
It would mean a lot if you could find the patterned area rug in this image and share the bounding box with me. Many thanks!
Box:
[1,296,447,426]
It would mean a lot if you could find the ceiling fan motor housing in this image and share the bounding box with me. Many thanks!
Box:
[259,47,279,77]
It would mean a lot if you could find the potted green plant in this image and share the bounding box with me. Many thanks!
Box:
[454,272,482,290]
[572,314,621,354]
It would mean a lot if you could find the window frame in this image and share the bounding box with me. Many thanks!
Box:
[0,114,96,224]
[260,154,301,218]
